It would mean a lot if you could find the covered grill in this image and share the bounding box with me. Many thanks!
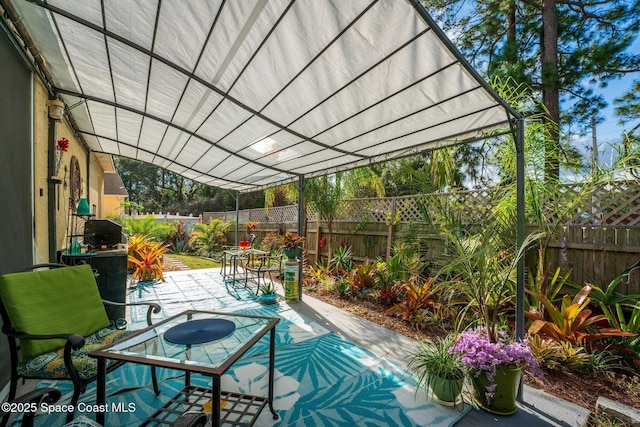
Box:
[84,219,123,251]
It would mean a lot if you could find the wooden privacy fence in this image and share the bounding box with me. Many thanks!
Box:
[204,181,640,293]
[546,226,640,294]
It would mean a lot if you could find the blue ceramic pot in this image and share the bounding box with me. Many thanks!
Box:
[261,293,277,303]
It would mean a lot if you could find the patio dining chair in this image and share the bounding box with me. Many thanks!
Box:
[0,263,161,424]
[244,247,284,295]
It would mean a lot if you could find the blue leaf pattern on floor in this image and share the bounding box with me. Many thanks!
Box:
[26,269,468,426]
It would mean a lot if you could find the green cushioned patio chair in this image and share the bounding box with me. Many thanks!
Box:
[0,263,161,424]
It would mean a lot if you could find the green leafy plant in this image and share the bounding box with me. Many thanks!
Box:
[346,260,376,292]
[407,334,465,401]
[326,276,352,298]
[387,243,424,283]
[171,237,190,254]
[611,303,640,334]
[147,221,176,244]
[119,201,144,216]
[372,245,423,290]
[121,215,158,236]
[188,219,231,256]
[330,245,354,273]
[581,349,621,374]
[524,267,574,313]
[259,282,276,295]
[439,220,543,342]
[581,259,640,324]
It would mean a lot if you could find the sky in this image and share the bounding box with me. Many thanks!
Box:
[575,37,640,168]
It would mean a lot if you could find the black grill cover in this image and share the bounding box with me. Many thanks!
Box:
[84,219,122,248]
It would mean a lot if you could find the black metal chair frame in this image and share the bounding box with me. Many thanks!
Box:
[244,248,284,295]
[0,263,161,424]
[0,388,61,427]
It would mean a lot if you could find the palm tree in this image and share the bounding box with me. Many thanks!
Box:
[188,219,231,257]
[264,167,385,260]
[306,168,385,258]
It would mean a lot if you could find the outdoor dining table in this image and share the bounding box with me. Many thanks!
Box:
[89,309,279,426]
[221,248,268,285]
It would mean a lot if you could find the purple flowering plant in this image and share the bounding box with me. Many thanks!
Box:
[450,327,542,401]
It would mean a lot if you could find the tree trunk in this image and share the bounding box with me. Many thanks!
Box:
[541,0,561,181]
[506,0,517,63]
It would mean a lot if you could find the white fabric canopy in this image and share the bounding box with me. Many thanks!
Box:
[12,0,518,191]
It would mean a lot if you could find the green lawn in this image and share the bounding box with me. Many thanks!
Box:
[167,254,221,269]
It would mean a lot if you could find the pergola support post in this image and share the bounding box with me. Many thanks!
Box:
[47,112,58,263]
[516,119,526,400]
[235,191,240,245]
[297,176,305,300]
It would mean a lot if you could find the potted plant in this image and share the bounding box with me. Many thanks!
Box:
[279,231,304,259]
[451,326,541,415]
[407,334,465,405]
[436,217,544,414]
[240,221,259,247]
[259,282,278,304]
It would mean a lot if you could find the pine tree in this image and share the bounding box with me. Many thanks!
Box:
[426,0,640,180]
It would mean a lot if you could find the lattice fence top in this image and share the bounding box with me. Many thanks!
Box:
[569,181,640,227]
[205,206,299,224]
[204,181,640,227]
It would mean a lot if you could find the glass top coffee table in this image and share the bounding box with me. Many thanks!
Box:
[90,310,279,426]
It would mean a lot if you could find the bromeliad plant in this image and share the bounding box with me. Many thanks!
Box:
[345,260,376,293]
[526,283,636,346]
[127,234,169,283]
[384,277,444,325]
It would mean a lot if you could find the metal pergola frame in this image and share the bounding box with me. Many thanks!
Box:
[2,0,528,398]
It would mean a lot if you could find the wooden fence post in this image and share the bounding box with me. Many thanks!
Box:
[314,223,321,264]
[386,197,396,258]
